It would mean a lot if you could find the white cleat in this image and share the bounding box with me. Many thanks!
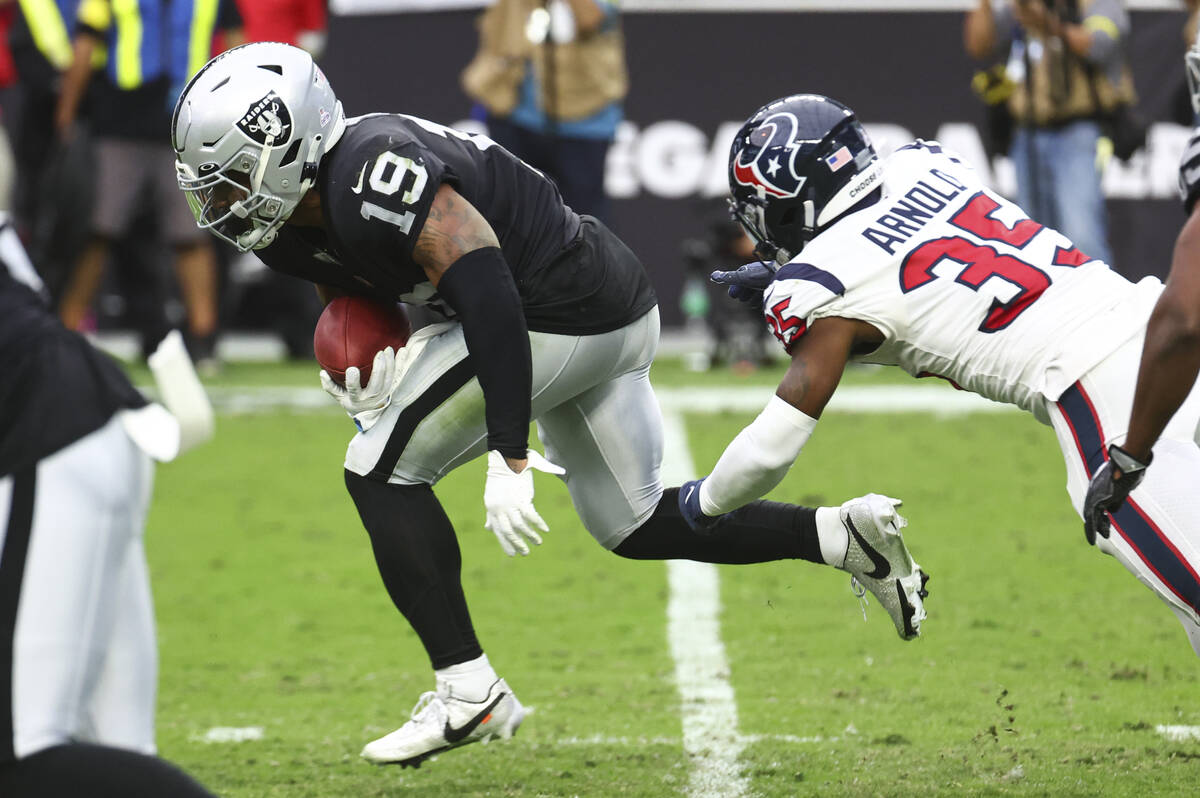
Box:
[361,678,525,768]
[838,494,929,640]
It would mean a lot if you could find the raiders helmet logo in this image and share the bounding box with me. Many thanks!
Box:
[237,91,293,145]
[732,112,807,199]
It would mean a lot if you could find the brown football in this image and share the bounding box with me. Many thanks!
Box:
[313,296,413,387]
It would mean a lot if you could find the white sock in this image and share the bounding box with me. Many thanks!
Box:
[435,653,498,703]
[815,506,848,567]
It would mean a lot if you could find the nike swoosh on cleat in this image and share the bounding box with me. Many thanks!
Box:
[351,162,367,194]
[846,517,891,579]
[443,692,507,744]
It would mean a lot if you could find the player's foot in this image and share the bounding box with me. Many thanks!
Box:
[838,494,929,640]
[361,678,525,768]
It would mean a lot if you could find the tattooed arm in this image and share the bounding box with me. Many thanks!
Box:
[696,317,882,516]
[411,183,534,467]
[412,183,500,285]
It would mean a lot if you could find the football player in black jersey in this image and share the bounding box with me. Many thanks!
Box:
[1084,31,1200,541]
[172,42,930,769]
[0,218,217,798]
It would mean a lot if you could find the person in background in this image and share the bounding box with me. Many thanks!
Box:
[237,0,326,58]
[0,213,217,798]
[964,0,1134,266]
[54,0,242,372]
[6,0,88,296]
[462,0,625,222]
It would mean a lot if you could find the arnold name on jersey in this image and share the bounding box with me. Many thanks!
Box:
[860,166,969,255]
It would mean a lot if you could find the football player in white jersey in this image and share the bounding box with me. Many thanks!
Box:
[1083,31,1200,542]
[682,93,1200,657]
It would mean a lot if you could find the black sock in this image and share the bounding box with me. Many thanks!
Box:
[613,487,823,564]
[0,743,216,798]
[344,471,482,669]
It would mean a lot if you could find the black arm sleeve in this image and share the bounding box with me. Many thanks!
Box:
[436,247,531,459]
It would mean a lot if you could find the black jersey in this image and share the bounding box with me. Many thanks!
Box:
[0,236,145,477]
[255,114,656,335]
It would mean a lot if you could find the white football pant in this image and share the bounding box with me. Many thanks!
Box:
[1044,333,1200,656]
[0,414,156,760]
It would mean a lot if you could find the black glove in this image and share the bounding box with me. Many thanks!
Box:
[710,260,777,306]
[1082,444,1152,545]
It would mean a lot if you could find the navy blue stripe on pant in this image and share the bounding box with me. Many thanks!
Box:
[1058,382,1200,616]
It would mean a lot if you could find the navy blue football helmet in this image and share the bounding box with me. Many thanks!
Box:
[728,94,883,262]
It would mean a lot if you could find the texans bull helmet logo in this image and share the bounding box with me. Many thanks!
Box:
[732,112,807,199]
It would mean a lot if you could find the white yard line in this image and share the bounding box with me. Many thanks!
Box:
[194,726,264,743]
[660,409,750,798]
[187,383,1016,417]
[1157,724,1200,742]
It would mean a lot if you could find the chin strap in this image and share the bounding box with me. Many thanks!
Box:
[298,134,323,194]
[250,132,275,196]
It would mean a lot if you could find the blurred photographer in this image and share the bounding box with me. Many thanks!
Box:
[965,0,1138,266]
[681,214,771,372]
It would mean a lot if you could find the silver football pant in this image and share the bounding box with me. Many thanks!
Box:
[345,308,664,550]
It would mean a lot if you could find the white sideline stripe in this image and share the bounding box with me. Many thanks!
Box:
[656,385,1015,417]
[180,383,1016,416]
[1157,724,1200,742]
[557,733,830,746]
[660,409,750,798]
[194,726,264,743]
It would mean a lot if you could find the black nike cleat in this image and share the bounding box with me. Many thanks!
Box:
[838,494,928,641]
[361,678,525,766]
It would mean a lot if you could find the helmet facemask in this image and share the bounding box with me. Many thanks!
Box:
[176,150,289,250]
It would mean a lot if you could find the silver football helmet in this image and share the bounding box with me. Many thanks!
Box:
[172,42,346,251]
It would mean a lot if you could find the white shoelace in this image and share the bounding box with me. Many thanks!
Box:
[408,691,446,726]
[849,576,870,622]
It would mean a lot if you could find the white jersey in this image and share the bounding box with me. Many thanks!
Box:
[762,141,1161,413]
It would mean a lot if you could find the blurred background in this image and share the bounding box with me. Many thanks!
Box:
[2,0,1195,371]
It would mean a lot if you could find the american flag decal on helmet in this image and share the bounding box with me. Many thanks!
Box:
[825,146,852,172]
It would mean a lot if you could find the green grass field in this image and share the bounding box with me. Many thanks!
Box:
[140,359,1200,797]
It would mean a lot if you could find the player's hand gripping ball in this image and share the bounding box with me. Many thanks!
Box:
[313,296,412,387]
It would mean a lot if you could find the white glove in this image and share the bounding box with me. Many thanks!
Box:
[483,449,567,556]
[319,347,398,432]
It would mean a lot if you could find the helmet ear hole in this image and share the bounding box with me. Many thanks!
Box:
[778,207,797,227]
[278,139,302,168]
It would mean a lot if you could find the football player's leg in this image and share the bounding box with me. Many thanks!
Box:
[1053,343,1200,650]
[59,140,137,332]
[85,445,156,752]
[5,419,136,762]
[345,473,525,766]
[529,310,835,564]
[84,539,158,753]
[1094,439,1200,644]
[344,474,480,669]
[536,345,928,638]
[162,156,219,351]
